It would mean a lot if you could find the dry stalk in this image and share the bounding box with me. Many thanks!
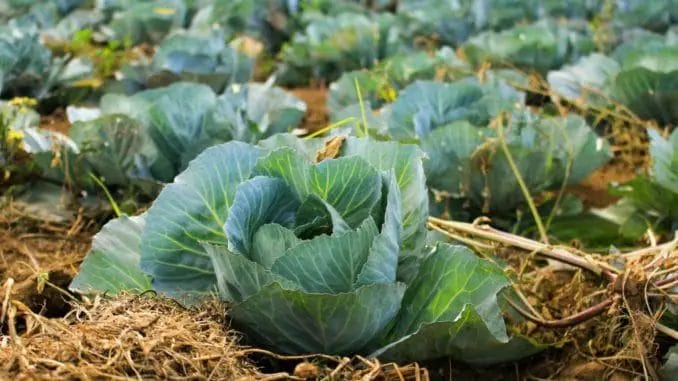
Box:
[428,215,677,345]
[429,216,616,281]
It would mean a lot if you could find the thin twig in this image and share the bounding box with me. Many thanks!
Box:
[328,357,351,379]
[506,296,614,328]
[427,221,494,252]
[305,117,357,139]
[644,236,677,270]
[354,78,369,137]
[511,285,544,320]
[619,237,677,259]
[656,322,678,340]
[654,275,678,289]
[1,278,14,326]
[234,348,339,363]
[89,173,122,217]
[429,217,616,281]
[495,113,549,244]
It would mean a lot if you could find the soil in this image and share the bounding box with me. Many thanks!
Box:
[1,295,258,380]
[570,161,640,208]
[290,87,329,133]
[39,109,70,135]
[0,204,95,321]
[1,197,664,380]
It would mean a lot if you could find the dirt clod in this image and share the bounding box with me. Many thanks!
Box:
[291,87,328,133]
[294,361,320,379]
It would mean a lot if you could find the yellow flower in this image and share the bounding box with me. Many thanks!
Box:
[71,77,104,89]
[378,84,397,103]
[8,96,37,108]
[6,129,24,143]
[153,7,176,16]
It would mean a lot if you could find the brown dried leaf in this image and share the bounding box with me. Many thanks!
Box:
[315,136,346,163]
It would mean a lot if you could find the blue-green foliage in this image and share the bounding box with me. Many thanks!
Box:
[71,135,542,363]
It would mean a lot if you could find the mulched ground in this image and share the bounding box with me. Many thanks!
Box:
[0,93,670,380]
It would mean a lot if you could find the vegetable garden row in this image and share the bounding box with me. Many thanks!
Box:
[0,0,676,379]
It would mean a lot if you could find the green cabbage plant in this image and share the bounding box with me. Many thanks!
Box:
[547,53,621,108]
[71,135,543,364]
[463,19,595,73]
[395,0,474,46]
[610,43,678,126]
[386,79,611,221]
[612,0,676,32]
[0,26,63,98]
[276,13,408,85]
[190,0,295,52]
[101,0,186,44]
[605,128,678,238]
[327,48,469,116]
[120,30,253,93]
[18,82,306,191]
[98,82,305,178]
[548,30,678,127]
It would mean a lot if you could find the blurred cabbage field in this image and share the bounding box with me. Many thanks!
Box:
[0,1,676,380]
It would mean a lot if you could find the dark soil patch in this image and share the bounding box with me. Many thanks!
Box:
[570,161,639,208]
[39,108,71,135]
[290,87,328,133]
[0,202,95,321]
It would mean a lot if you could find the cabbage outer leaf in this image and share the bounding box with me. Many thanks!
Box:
[140,141,263,302]
[70,215,151,295]
[372,243,545,364]
[229,282,406,355]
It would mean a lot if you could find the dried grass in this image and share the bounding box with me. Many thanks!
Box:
[0,201,95,315]
[0,202,428,380]
[0,294,429,381]
[1,295,257,380]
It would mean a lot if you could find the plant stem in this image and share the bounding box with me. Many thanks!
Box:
[495,114,549,244]
[506,296,614,328]
[656,322,678,340]
[89,173,122,217]
[427,221,494,252]
[429,217,617,281]
[305,117,357,139]
[619,239,677,258]
[353,77,369,137]
[654,274,678,289]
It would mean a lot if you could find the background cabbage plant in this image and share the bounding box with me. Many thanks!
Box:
[386,79,611,221]
[548,29,678,127]
[0,25,63,99]
[604,129,678,237]
[71,135,543,364]
[100,0,187,44]
[463,19,595,73]
[119,30,253,93]
[327,48,469,116]
[610,41,678,126]
[276,13,408,85]
[11,82,307,191]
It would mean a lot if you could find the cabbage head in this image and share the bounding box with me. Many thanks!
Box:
[71,135,543,363]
